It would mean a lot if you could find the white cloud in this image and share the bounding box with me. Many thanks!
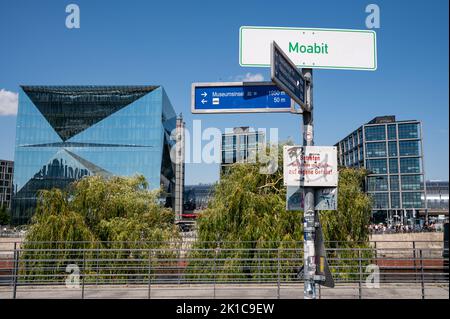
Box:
[0,89,18,116]
[234,72,265,82]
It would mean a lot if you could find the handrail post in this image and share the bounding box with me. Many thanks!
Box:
[358,249,363,299]
[213,246,217,299]
[277,248,281,299]
[148,248,152,299]
[81,249,85,299]
[12,242,18,299]
[420,249,425,299]
[95,243,99,286]
[412,241,417,280]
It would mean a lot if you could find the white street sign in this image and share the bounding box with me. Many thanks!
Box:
[240,26,377,70]
[283,145,338,187]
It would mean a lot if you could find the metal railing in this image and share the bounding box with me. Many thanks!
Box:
[0,240,448,299]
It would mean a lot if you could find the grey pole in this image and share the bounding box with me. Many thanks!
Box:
[301,68,317,299]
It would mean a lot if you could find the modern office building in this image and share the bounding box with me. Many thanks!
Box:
[183,184,214,213]
[424,181,449,218]
[335,116,426,224]
[0,160,14,210]
[12,85,177,224]
[221,127,265,174]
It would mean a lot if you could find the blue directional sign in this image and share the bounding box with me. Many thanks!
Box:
[271,41,307,111]
[191,82,295,113]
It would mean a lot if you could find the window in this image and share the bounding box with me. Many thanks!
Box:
[387,124,397,140]
[388,141,398,157]
[365,142,386,158]
[401,175,423,191]
[365,125,386,141]
[367,176,388,191]
[391,192,400,208]
[223,150,235,164]
[400,157,421,174]
[390,175,399,191]
[399,141,420,156]
[366,159,387,174]
[389,158,399,174]
[402,192,423,208]
[398,123,419,139]
[371,193,389,209]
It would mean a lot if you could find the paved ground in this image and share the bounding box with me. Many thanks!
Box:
[0,283,448,299]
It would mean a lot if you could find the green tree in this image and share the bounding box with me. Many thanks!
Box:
[0,205,11,225]
[188,145,373,281]
[21,175,180,282]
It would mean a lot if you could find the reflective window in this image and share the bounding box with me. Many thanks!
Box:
[391,192,400,208]
[400,157,421,173]
[367,176,388,191]
[398,123,419,139]
[402,192,424,208]
[365,125,386,141]
[358,128,363,144]
[399,141,420,156]
[366,159,387,174]
[387,124,397,140]
[388,141,398,157]
[389,158,398,174]
[365,142,386,158]
[390,175,399,191]
[401,175,424,191]
[371,193,389,209]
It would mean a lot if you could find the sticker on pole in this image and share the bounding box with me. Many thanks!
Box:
[283,145,338,187]
[286,186,338,211]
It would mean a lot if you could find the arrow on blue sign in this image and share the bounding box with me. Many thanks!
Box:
[191,82,295,114]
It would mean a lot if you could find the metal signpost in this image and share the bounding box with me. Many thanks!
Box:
[192,25,377,299]
[191,82,296,114]
[272,44,338,298]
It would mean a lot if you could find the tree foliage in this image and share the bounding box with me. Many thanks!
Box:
[188,145,373,280]
[21,175,179,282]
[321,167,372,245]
[0,205,11,225]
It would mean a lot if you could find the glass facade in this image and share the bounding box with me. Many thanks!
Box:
[366,159,387,174]
[424,181,448,212]
[335,116,426,224]
[365,142,386,158]
[364,126,385,141]
[0,160,14,209]
[183,184,215,212]
[12,86,177,224]
[221,127,265,173]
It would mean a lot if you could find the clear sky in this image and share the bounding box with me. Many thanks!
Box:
[0,0,448,184]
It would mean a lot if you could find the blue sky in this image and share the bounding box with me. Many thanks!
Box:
[0,0,448,184]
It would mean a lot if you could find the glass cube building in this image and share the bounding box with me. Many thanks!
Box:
[12,86,177,224]
[335,116,427,224]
